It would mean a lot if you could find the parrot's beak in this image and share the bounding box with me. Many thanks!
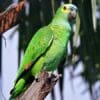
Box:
[68,7,78,21]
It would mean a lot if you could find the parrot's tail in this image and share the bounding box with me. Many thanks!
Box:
[9,78,26,100]
[9,76,35,100]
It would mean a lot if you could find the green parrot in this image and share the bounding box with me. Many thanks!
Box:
[10,4,77,99]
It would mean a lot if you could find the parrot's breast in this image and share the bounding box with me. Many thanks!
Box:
[31,25,70,75]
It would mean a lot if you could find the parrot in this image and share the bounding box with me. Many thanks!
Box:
[10,4,77,99]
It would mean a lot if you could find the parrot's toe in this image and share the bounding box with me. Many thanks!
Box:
[35,78,40,82]
[47,72,62,83]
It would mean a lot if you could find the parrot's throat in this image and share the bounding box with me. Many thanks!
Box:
[50,25,70,48]
[51,15,71,32]
[50,16,72,46]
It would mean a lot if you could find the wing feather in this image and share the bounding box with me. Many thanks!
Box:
[15,26,53,82]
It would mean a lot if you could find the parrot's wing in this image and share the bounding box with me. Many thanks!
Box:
[15,26,53,83]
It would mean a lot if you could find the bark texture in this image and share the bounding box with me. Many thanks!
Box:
[0,1,25,34]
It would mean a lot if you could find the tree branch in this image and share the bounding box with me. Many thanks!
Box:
[16,71,61,100]
[0,1,25,34]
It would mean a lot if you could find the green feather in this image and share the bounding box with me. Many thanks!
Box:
[15,26,53,83]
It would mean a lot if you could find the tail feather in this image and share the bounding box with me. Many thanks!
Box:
[9,76,35,99]
[9,87,18,100]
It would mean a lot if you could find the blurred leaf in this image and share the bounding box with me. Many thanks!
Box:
[91,0,96,31]
[73,13,80,47]
[69,0,72,3]
[51,0,55,16]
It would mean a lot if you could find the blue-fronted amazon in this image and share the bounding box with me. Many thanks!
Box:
[10,4,77,99]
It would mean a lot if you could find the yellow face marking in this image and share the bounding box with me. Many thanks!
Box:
[61,6,70,13]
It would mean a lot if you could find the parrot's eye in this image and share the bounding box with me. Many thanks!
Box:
[62,5,70,13]
[63,6,67,10]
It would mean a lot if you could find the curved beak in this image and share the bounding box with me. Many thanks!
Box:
[68,7,78,20]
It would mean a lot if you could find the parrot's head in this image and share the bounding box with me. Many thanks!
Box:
[55,4,78,22]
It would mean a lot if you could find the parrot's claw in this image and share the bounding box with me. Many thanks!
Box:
[35,72,62,83]
[47,72,54,83]
[35,72,54,83]
[52,74,62,82]
[35,78,40,82]
[47,72,62,83]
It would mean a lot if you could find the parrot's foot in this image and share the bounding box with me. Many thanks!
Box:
[35,72,62,83]
[47,72,54,83]
[51,73,62,82]
[41,72,62,94]
[35,78,40,82]
[35,72,54,83]
[47,72,62,84]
